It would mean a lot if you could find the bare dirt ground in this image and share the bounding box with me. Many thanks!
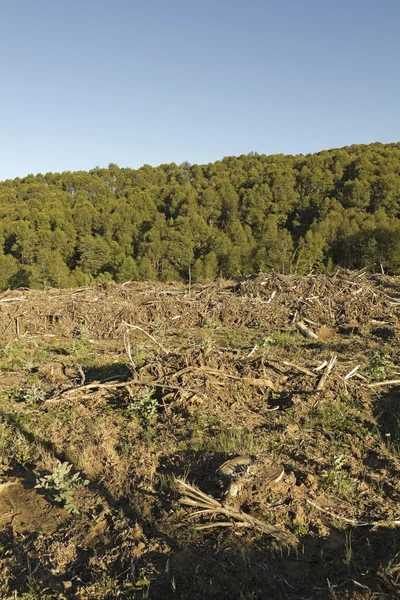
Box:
[1,272,400,599]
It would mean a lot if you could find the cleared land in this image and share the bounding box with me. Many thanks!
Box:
[1,273,400,599]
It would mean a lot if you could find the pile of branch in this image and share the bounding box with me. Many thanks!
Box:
[175,478,296,546]
[1,272,397,342]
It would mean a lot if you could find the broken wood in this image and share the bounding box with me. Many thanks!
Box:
[316,354,337,391]
[193,366,275,390]
[246,344,258,358]
[15,317,20,337]
[344,365,360,381]
[282,360,316,377]
[122,321,169,354]
[45,378,205,404]
[295,320,318,340]
[306,499,400,528]
[367,379,400,389]
[175,478,295,544]
[0,297,27,303]
[315,360,328,372]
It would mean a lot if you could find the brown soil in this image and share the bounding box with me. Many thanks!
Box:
[0,478,67,535]
[0,272,400,598]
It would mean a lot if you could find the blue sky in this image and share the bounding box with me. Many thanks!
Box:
[0,0,399,180]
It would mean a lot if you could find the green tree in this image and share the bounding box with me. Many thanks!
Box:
[0,253,19,291]
[115,256,139,282]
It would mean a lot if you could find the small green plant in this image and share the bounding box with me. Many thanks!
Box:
[368,351,393,382]
[35,461,89,514]
[201,334,214,351]
[0,423,34,466]
[200,317,215,351]
[21,385,46,406]
[127,387,159,420]
[223,330,242,347]
[67,324,94,362]
[292,521,310,538]
[127,344,149,367]
[192,427,264,455]
[259,336,276,350]
[0,341,27,370]
[317,400,350,433]
[19,584,54,600]
[8,497,22,511]
[17,569,56,600]
[268,331,306,349]
[384,421,400,458]
[320,455,357,499]
[343,530,352,567]
[133,568,151,597]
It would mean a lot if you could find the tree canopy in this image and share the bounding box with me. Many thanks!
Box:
[2,142,400,290]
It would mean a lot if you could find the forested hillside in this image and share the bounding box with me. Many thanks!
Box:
[1,142,400,290]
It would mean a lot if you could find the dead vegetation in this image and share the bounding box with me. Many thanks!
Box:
[1,272,400,598]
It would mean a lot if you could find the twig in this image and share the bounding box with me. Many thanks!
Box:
[302,317,318,326]
[193,522,244,530]
[354,372,368,381]
[123,330,137,373]
[315,360,328,372]
[77,365,86,386]
[282,361,316,377]
[327,578,337,599]
[45,378,205,403]
[380,571,400,598]
[247,344,258,358]
[196,367,275,390]
[352,580,371,592]
[122,321,169,354]
[240,376,276,389]
[0,297,27,303]
[71,287,92,294]
[175,478,295,544]
[15,317,20,337]
[344,365,360,381]
[266,290,276,303]
[144,364,275,390]
[316,354,337,391]
[295,320,318,340]
[306,499,400,527]
[367,379,400,389]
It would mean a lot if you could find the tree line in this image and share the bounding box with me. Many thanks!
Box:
[1,142,400,290]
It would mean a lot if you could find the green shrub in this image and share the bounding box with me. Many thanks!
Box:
[368,351,393,382]
[127,387,159,420]
[35,461,89,514]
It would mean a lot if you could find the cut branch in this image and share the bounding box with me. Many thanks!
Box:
[367,379,400,389]
[122,321,169,354]
[306,499,400,528]
[45,378,205,404]
[316,354,337,391]
[344,365,360,381]
[295,320,318,340]
[282,361,316,377]
[175,478,295,545]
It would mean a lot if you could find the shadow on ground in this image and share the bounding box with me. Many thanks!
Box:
[1,407,400,598]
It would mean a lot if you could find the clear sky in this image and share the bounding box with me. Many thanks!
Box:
[0,0,399,180]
